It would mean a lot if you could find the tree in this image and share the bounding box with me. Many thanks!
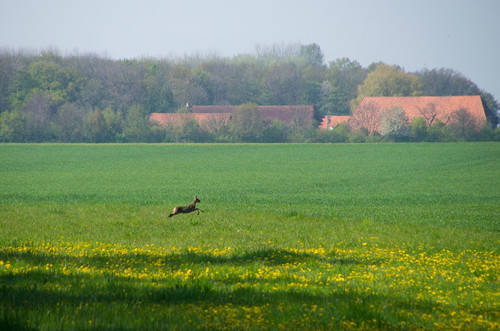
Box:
[0,110,24,142]
[263,62,302,104]
[417,103,438,126]
[22,92,52,141]
[321,58,367,116]
[299,43,324,67]
[173,117,212,143]
[349,102,381,135]
[261,119,288,142]
[53,102,86,142]
[0,53,17,113]
[418,68,478,96]
[169,65,209,108]
[478,90,499,128]
[230,103,263,142]
[102,107,123,141]
[409,117,427,142]
[447,108,477,140]
[123,104,150,142]
[25,60,82,106]
[86,108,107,142]
[300,64,323,106]
[142,65,175,113]
[378,106,409,140]
[426,120,449,142]
[353,64,422,109]
[417,68,499,127]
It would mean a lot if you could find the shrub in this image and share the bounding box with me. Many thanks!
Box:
[410,117,427,142]
[378,106,409,141]
[261,119,289,142]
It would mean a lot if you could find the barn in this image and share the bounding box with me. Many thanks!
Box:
[192,105,314,129]
[149,112,231,132]
[150,105,314,131]
[320,95,487,132]
[319,115,351,130]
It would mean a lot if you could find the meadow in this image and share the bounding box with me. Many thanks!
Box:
[0,143,499,330]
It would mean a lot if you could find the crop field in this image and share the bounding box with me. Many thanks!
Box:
[0,143,499,330]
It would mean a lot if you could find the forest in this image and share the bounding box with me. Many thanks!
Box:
[0,43,499,142]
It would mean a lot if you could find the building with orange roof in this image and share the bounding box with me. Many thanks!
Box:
[149,113,231,132]
[151,105,314,131]
[192,105,314,129]
[319,115,351,130]
[356,95,486,128]
[322,95,486,133]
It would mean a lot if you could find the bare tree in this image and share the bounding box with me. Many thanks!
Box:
[349,102,381,135]
[417,103,437,126]
[23,92,52,141]
[448,108,477,139]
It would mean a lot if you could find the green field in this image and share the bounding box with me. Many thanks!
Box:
[0,143,499,330]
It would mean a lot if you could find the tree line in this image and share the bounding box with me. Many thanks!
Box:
[0,44,498,142]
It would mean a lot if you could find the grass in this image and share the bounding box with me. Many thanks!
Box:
[0,143,499,329]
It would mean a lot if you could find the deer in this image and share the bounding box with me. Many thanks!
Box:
[168,195,202,217]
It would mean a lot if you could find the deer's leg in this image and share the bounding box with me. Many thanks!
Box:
[169,207,179,217]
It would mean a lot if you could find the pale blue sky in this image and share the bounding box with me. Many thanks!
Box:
[1,0,499,101]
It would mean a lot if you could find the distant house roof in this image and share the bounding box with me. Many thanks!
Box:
[150,113,231,131]
[357,95,486,128]
[319,115,351,130]
[192,105,314,128]
[191,105,235,113]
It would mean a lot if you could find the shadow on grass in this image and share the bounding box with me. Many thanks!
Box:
[0,247,441,329]
[0,267,441,330]
[0,246,383,272]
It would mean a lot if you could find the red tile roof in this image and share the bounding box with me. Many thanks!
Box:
[319,115,351,130]
[191,105,235,113]
[357,95,486,129]
[150,113,231,131]
[192,105,314,128]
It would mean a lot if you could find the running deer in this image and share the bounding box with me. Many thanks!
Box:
[168,195,202,217]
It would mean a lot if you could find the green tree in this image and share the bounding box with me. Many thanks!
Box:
[86,108,107,142]
[53,103,86,142]
[102,107,123,141]
[417,68,499,127]
[123,105,150,142]
[300,65,323,106]
[26,60,82,106]
[321,58,367,116]
[0,110,24,142]
[261,119,288,142]
[263,62,302,104]
[142,64,175,113]
[230,103,263,142]
[353,64,422,109]
[426,120,450,142]
[173,117,212,143]
[409,117,427,142]
[299,43,324,67]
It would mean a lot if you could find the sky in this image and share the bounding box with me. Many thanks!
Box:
[1,0,499,101]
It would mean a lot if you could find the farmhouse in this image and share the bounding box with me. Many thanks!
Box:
[149,112,230,132]
[192,105,314,129]
[319,115,351,130]
[150,105,314,131]
[320,95,487,132]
